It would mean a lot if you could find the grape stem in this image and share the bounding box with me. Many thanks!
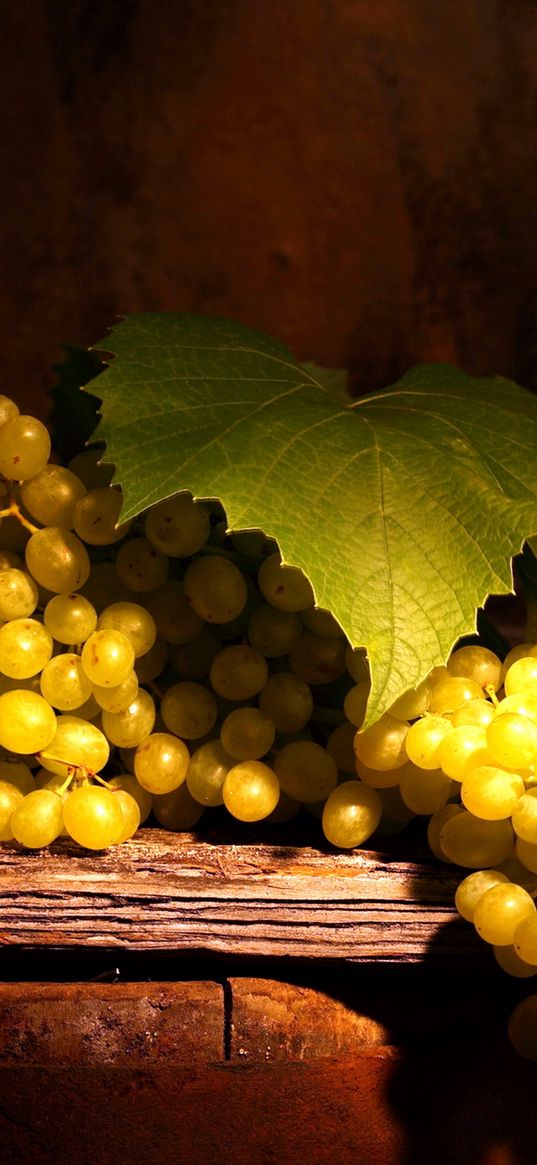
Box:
[0,499,39,534]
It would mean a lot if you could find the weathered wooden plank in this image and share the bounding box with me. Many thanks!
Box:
[0,829,477,961]
[0,981,224,1066]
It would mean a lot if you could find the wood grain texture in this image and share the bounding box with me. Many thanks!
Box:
[0,829,478,961]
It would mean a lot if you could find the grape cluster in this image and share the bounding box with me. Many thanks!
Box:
[1,395,537,1056]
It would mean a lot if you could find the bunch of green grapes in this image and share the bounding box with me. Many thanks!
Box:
[2,392,537,1057]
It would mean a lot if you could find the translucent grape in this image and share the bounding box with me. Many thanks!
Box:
[101,688,156,748]
[160,681,218,740]
[115,536,169,593]
[81,629,135,687]
[513,913,537,965]
[131,731,191,796]
[97,601,157,658]
[258,672,313,734]
[0,618,52,678]
[354,756,401,788]
[257,553,314,612]
[461,765,524,820]
[428,675,485,715]
[345,646,370,684]
[387,677,431,721]
[25,527,90,593]
[436,725,491,781]
[504,657,537,696]
[454,869,510,922]
[439,810,514,868]
[186,740,235,806]
[473,882,535,945]
[486,712,537,770]
[73,487,130,545]
[447,645,502,691]
[152,782,205,831]
[10,788,64,848]
[144,492,210,557]
[210,645,268,702]
[405,715,451,768]
[398,761,453,815]
[353,714,408,771]
[0,568,38,619]
[92,670,139,714]
[44,593,98,645]
[183,554,247,623]
[40,715,110,776]
[220,707,275,761]
[0,395,19,427]
[223,760,280,822]
[322,780,382,848]
[0,690,57,754]
[495,693,537,725]
[62,785,123,849]
[301,606,344,638]
[0,415,51,480]
[67,448,113,489]
[494,944,537,978]
[20,464,86,528]
[516,838,537,874]
[426,804,464,862]
[343,682,370,729]
[40,653,93,711]
[274,741,337,802]
[451,699,495,729]
[248,604,303,658]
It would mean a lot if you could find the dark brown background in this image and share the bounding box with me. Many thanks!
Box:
[1,0,536,417]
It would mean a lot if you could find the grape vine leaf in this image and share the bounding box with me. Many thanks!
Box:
[88,312,537,726]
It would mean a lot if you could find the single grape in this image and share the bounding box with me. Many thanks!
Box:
[0,395,19,427]
[322,780,382,848]
[39,715,110,776]
[0,690,57,754]
[454,869,510,922]
[345,646,370,684]
[398,762,453,815]
[0,618,53,678]
[160,682,218,740]
[40,653,93,711]
[0,415,51,480]
[67,448,114,489]
[115,536,169,593]
[73,487,130,545]
[258,672,313,734]
[353,714,408,771]
[210,645,268,702]
[343,682,371,729]
[274,741,337,802]
[473,883,535,945]
[504,657,537,696]
[62,784,124,849]
[101,688,156,748]
[461,765,524,820]
[220,707,275,761]
[429,675,485,715]
[257,553,314,612]
[426,804,464,862]
[0,760,35,795]
[301,606,345,638]
[81,629,135,687]
[494,945,537,978]
[288,633,347,685]
[186,740,235,806]
[134,732,190,794]
[43,593,97,645]
[110,789,141,843]
[223,760,280,822]
[183,554,247,623]
[405,715,452,769]
[25,527,90,593]
[248,604,303,658]
[447,645,502,691]
[439,810,514,868]
[144,492,210,557]
[20,464,87,528]
[0,568,38,620]
[10,788,64,848]
[97,600,157,658]
[92,670,139,713]
[486,712,537,770]
[387,677,432,721]
[436,724,491,780]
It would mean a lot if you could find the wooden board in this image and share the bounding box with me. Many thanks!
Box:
[0,828,480,962]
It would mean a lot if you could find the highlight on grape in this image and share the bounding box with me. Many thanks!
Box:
[2,392,537,1055]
